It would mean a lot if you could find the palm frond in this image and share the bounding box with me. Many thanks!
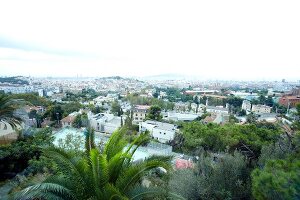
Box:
[43,148,88,195]
[117,159,171,193]
[104,130,128,161]
[89,149,109,189]
[13,183,75,200]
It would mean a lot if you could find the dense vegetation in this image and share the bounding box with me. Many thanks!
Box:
[178,122,281,157]
[169,151,251,199]
[126,93,174,110]
[169,122,299,200]
[9,93,51,107]
[0,128,53,181]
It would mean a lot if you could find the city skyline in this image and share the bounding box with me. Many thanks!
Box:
[0,0,300,80]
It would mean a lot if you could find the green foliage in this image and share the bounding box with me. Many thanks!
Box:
[181,122,281,157]
[72,113,88,128]
[13,130,175,200]
[89,105,106,114]
[61,102,82,116]
[265,96,274,107]
[147,105,162,121]
[62,89,100,102]
[111,100,123,116]
[226,96,243,108]
[170,151,251,200]
[238,109,246,116]
[169,169,198,200]
[43,104,64,121]
[10,93,50,106]
[252,158,300,200]
[206,96,225,107]
[0,94,23,129]
[126,93,174,111]
[258,95,266,105]
[252,132,300,199]
[57,133,84,152]
[229,115,239,123]
[85,128,96,154]
[0,128,54,180]
[246,113,257,123]
[296,104,300,116]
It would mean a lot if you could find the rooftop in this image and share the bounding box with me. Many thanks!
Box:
[144,120,176,131]
[206,106,229,111]
[61,115,76,123]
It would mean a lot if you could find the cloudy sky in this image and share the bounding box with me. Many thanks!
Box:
[0,0,299,80]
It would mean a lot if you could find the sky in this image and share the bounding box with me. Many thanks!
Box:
[0,0,299,81]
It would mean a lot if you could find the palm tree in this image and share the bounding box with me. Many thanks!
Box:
[13,130,184,199]
[0,94,23,129]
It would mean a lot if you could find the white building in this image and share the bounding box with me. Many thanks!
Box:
[38,89,45,97]
[93,95,116,106]
[162,112,200,122]
[206,106,229,114]
[120,102,132,113]
[61,111,81,128]
[174,102,189,113]
[251,104,272,114]
[88,113,125,134]
[61,115,76,128]
[139,120,177,143]
[132,105,150,124]
[242,100,252,111]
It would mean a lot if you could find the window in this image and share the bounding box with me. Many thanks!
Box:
[164,133,166,135]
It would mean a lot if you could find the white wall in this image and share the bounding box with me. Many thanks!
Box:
[152,128,175,143]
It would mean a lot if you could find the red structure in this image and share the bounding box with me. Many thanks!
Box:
[279,96,300,107]
[175,158,194,169]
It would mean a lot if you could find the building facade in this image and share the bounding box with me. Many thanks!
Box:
[139,120,177,143]
[251,104,272,114]
[279,96,300,107]
[132,105,150,124]
[88,113,125,134]
[242,100,252,111]
[206,106,229,114]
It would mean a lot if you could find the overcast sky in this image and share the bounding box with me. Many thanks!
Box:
[0,0,299,80]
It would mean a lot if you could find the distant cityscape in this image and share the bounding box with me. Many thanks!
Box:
[1,72,300,199]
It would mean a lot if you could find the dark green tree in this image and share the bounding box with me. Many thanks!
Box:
[265,96,274,107]
[258,95,266,105]
[147,105,162,121]
[252,158,300,200]
[111,100,123,116]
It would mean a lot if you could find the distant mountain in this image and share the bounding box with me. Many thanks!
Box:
[0,76,29,85]
[96,76,144,83]
[97,76,124,80]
